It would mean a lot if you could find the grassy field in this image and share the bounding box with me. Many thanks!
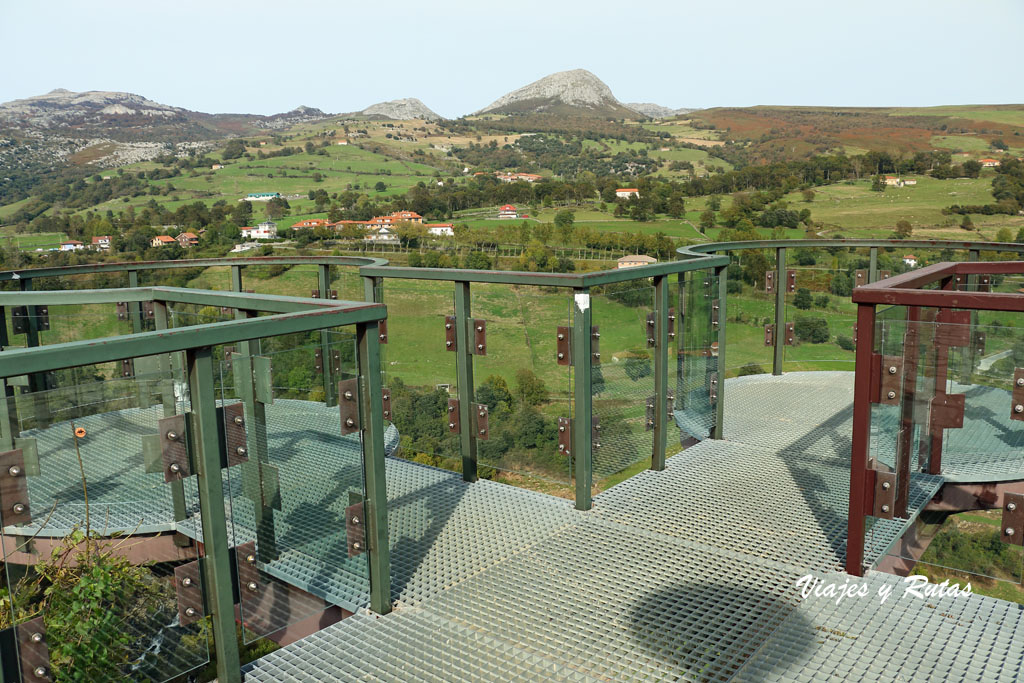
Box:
[0,228,67,250]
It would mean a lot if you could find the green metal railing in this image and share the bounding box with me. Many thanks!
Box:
[0,286,388,683]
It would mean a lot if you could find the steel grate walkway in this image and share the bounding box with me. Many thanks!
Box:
[244,373,1024,682]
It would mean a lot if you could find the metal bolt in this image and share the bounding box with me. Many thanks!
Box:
[30,633,42,644]
[236,446,247,457]
[181,577,193,587]
[477,344,484,351]
[247,581,258,592]
[351,516,360,525]
[1008,502,1018,512]
[1006,528,1016,537]
[557,333,565,340]
[185,607,197,617]
[233,415,244,426]
[595,443,601,448]
[888,366,897,374]
[478,411,485,418]
[445,322,451,330]
[593,353,601,359]
[647,419,654,427]
[446,341,453,348]
[33,667,47,678]
[166,430,179,441]
[12,502,25,515]
[557,352,564,359]
[1015,405,1023,414]
[476,325,483,332]
[648,338,655,344]
[353,542,361,550]
[559,444,565,451]
[647,319,654,326]
[881,505,890,513]
[478,429,486,435]
[379,333,386,341]
[669,315,676,321]
[1017,377,1024,387]
[345,418,355,428]
[448,405,455,412]
[344,391,353,400]
[169,463,182,474]
[448,422,455,429]
[383,410,390,418]
[8,465,21,477]
[246,553,256,564]
[887,391,897,400]
[882,481,891,490]
[647,403,654,409]
[559,425,565,432]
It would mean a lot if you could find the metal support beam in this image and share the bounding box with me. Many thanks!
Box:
[230,264,243,294]
[652,276,669,471]
[773,247,786,376]
[363,275,382,304]
[356,320,392,615]
[152,301,188,527]
[19,279,49,429]
[846,303,877,576]
[318,264,337,407]
[868,247,878,284]
[184,346,241,682]
[128,270,143,334]
[454,282,477,482]
[713,265,728,440]
[572,288,593,509]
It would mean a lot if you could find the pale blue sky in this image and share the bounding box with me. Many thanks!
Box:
[2,0,1020,118]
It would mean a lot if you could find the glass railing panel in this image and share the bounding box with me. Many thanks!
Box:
[0,366,210,681]
[471,284,571,485]
[329,266,370,303]
[379,278,459,472]
[722,248,775,377]
[221,330,368,642]
[676,269,718,441]
[590,281,656,482]
[784,258,857,373]
[237,264,320,298]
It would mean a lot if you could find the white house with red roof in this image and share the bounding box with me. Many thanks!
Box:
[291,219,330,230]
[426,223,455,237]
[498,205,518,219]
[980,158,1001,168]
[241,221,278,240]
[90,235,112,251]
[59,240,84,252]
[177,232,199,248]
[616,188,640,199]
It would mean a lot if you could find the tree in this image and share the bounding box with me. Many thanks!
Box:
[461,251,492,269]
[794,317,829,343]
[476,375,513,410]
[554,209,575,231]
[962,160,982,179]
[699,210,715,232]
[742,251,770,290]
[533,222,553,245]
[996,227,1013,242]
[960,214,974,231]
[802,189,816,202]
[514,368,548,406]
[830,272,853,297]
[815,294,830,309]
[374,181,387,192]
[894,220,913,239]
[871,175,886,192]
[793,287,813,310]
[222,139,246,160]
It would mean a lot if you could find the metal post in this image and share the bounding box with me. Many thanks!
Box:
[652,276,669,471]
[846,302,877,576]
[184,346,242,682]
[572,288,593,510]
[318,264,337,406]
[128,270,143,334]
[362,275,382,304]
[230,264,243,293]
[20,279,49,427]
[868,247,878,284]
[453,281,478,482]
[152,301,188,527]
[0,306,15,451]
[773,247,786,376]
[356,320,392,615]
[713,265,728,440]
[961,249,980,384]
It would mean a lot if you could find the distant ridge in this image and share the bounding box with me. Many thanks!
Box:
[625,103,697,119]
[475,69,639,118]
[359,98,442,121]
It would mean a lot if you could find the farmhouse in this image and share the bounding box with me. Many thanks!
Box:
[980,158,1001,168]
[903,255,918,267]
[616,188,640,199]
[240,221,278,240]
[884,176,902,187]
[498,204,518,219]
[211,164,224,170]
[364,226,399,243]
[426,223,455,237]
[59,240,84,252]
[90,235,111,251]
[391,211,423,224]
[177,232,199,248]
[151,235,176,248]
[291,219,331,230]
[243,192,281,202]
[617,254,657,269]
[902,179,917,186]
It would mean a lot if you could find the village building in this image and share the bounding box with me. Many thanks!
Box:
[211,164,225,170]
[240,221,278,240]
[177,232,199,248]
[364,226,399,243]
[617,254,658,269]
[498,204,518,219]
[151,235,176,248]
[884,176,903,187]
[616,188,640,199]
[291,219,331,230]
[91,235,112,251]
[426,223,455,237]
[59,240,84,252]
[980,158,1001,168]
[903,255,918,268]
[243,192,281,202]
[902,179,917,186]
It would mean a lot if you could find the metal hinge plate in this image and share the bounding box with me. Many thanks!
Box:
[174,560,204,626]
[447,398,460,433]
[142,301,155,319]
[1013,369,1024,421]
[0,448,31,525]
[709,372,719,402]
[339,378,359,435]
[221,402,249,468]
[472,319,487,355]
[116,301,129,320]
[11,306,49,334]
[784,322,795,346]
[381,387,392,421]
[764,324,775,346]
[16,616,51,681]
[556,326,571,365]
[646,311,656,348]
[591,416,601,450]
[667,309,676,341]
[854,270,867,287]
[311,289,338,300]
[1002,492,1023,546]
[711,300,720,328]
[557,417,572,456]
[158,414,189,482]
[645,394,656,432]
[786,270,796,292]
[873,470,896,519]
[121,358,135,378]
[473,403,489,440]
[444,315,457,351]
[346,501,366,557]
[879,356,902,405]
[765,271,775,293]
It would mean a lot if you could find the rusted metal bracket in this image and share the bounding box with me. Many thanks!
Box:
[310,289,338,300]
[1002,493,1023,546]
[381,387,392,421]
[556,326,571,365]
[471,319,487,355]
[873,470,897,519]
[972,329,986,356]
[784,322,795,346]
[667,309,676,341]
[444,315,457,351]
[473,403,489,440]
[338,378,359,434]
[879,270,891,281]
[935,309,971,347]
[220,402,249,468]
[646,311,656,348]
[224,346,236,370]
[447,398,460,433]
[16,615,51,681]
[1013,369,1024,422]
[557,417,572,456]
[878,355,903,405]
[591,326,601,363]
[142,301,155,319]
[591,416,601,451]
[314,348,342,375]
[764,324,775,346]
[765,271,775,293]
[931,393,965,429]
[711,299,720,329]
[645,395,656,432]
[174,560,204,626]
[709,372,719,402]
[0,449,31,525]
[116,301,129,321]
[346,501,366,557]
[120,358,135,378]
[11,306,49,334]
[236,540,269,625]
[786,270,796,292]
[854,270,867,288]
[377,319,388,344]
[158,414,189,482]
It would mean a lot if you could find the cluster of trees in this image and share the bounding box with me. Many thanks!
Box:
[946,158,1024,217]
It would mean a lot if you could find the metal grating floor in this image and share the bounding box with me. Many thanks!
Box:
[245,372,1024,682]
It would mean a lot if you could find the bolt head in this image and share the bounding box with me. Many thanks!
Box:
[476,325,483,332]
[593,353,601,359]
[887,391,897,400]
[185,607,197,617]
[478,429,486,435]
[888,366,897,374]
[181,577,193,587]
[247,581,258,592]
[1006,527,1016,537]
[477,344,484,350]
[169,463,182,473]
[166,430,178,441]
[882,481,891,490]
[379,334,386,341]
[345,418,355,427]
[344,390,353,400]
[881,505,890,513]
[353,542,361,550]
[446,341,453,347]
[1015,405,1023,414]
[448,405,455,412]
[559,425,565,432]
[30,633,42,644]
[8,465,21,477]
[383,411,390,418]
[445,323,451,330]
[11,503,24,514]
[558,444,565,451]
[236,446,247,457]
[246,553,256,564]
[557,333,565,341]
[1008,502,1018,512]
[233,415,244,426]
[33,667,47,678]
[557,352,564,359]
[1017,378,1024,387]
[351,516,360,525]
[592,332,601,339]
